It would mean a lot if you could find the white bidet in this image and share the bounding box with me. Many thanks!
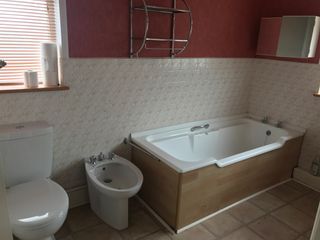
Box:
[85,154,143,230]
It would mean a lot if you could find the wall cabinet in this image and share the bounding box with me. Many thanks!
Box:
[257,16,320,59]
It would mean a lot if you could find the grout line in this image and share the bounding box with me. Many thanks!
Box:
[200,216,243,239]
[250,184,315,238]
[212,181,317,240]
[294,179,320,193]
[135,229,164,240]
[246,213,272,240]
[66,181,316,240]
[176,179,292,234]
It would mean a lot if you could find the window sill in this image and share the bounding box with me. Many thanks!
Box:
[0,84,69,94]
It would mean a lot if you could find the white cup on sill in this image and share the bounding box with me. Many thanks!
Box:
[24,70,39,88]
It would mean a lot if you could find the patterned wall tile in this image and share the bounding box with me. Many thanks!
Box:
[0,58,252,189]
[249,59,320,172]
[2,58,317,189]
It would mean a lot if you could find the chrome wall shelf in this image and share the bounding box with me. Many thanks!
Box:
[130,0,193,58]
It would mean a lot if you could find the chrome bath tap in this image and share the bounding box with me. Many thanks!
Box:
[262,116,269,124]
[190,123,210,132]
[276,121,283,128]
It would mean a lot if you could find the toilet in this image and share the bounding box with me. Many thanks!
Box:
[0,121,69,240]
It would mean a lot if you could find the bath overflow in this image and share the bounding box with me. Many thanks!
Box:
[266,130,271,136]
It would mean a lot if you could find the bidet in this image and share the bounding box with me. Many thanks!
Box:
[85,154,143,230]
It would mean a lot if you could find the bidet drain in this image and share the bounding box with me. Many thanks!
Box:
[103,178,112,183]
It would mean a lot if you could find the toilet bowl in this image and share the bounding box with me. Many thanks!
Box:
[0,121,69,240]
[7,179,68,240]
[85,154,143,230]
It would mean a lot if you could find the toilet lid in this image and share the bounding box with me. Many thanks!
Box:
[7,178,68,229]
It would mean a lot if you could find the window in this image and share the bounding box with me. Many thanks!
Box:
[0,0,57,85]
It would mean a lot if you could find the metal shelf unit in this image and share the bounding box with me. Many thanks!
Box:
[130,0,193,58]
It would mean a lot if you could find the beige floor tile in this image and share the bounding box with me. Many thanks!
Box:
[296,236,308,240]
[249,215,299,240]
[249,192,285,212]
[268,184,304,202]
[284,181,312,194]
[129,197,143,213]
[272,205,314,233]
[56,236,74,240]
[66,205,103,232]
[55,223,71,239]
[202,212,242,237]
[228,201,265,223]
[120,209,161,240]
[220,227,263,240]
[140,230,172,240]
[305,230,312,238]
[171,225,216,240]
[291,191,320,218]
[72,224,122,240]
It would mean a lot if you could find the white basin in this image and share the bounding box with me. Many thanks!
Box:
[85,154,143,230]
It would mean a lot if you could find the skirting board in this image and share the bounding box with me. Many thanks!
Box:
[137,179,292,234]
[293,167,320,192]
[67,185,89,209]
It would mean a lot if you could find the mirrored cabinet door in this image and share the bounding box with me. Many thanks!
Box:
[257,16,320,59]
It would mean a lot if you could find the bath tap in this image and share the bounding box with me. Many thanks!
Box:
[190,123,210,132]
[262,116,269,124]
[276,121,283,128]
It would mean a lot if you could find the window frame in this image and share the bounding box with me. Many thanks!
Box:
[56,0,69,60]
[0,0,69,93]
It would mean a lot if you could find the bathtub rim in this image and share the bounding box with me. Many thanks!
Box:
[131,115,305,173]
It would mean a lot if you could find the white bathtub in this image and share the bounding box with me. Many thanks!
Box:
[131,116,305,172]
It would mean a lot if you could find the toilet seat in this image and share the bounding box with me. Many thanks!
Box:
[7,178,68,239]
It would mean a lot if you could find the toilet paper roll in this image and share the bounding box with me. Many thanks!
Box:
[24,70,38,88]
[41,43,59,86]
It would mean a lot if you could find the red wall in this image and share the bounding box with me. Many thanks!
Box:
[66,0,320,61]
[256,18,282,56]
[66,0,262,58]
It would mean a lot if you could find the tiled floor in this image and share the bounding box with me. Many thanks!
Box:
[55,180,319,240]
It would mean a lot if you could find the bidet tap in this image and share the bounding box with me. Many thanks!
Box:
[89,155,97,165]
[98,152,105,161]
[108,152,115,160]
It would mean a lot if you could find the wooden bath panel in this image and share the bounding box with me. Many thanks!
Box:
[131,136,303,231]
[132,149,180,228]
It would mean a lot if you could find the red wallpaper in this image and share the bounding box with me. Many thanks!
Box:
[256,18,282,56]
[66,0,320,61]
[66,0,262,58]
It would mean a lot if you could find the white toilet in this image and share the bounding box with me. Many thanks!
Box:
[85,154,143,230]
[0,122,69,240]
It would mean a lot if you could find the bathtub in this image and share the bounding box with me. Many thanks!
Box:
[131,116,304,172]
[130,115,305,231]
